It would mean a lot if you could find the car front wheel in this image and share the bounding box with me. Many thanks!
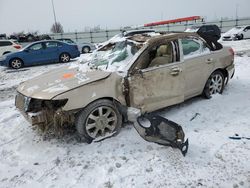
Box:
[75,99,122,143]
[203,71,225,99]
[10,58,23,69]
[60,53,70,63]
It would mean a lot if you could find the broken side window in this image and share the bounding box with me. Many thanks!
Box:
[147,40,179,68]
[181,37,210,59]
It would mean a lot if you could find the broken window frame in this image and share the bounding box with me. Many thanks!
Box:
[128,39,180,74]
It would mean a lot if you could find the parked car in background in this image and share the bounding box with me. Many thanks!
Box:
[57,38,75,44]
[0,34,7,39]
[222,25,250,40]
[185,25,221,40]
[78,42,96,54]
[15,32,234,142]
[9,33,51,43]
[57,38,96,54]
[0,40,80,69]
[0,40,22,56]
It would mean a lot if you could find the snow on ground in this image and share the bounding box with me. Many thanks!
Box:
[0,40,250,188]
[221,39,250,56]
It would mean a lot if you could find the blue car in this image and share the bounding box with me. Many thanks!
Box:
[0,40,80,69]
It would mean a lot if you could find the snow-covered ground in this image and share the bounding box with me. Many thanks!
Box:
[0,40,250,188]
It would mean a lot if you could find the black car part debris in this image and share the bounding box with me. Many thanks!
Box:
[229,133,250,140]
[190,112,201,121]
[133,114,189,156]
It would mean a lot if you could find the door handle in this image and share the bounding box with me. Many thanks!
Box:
[206,58,214,64]
[170,67,182,76]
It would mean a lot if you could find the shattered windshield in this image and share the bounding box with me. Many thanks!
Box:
[82,40,142,71]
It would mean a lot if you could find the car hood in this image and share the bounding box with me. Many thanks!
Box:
[17,66,111,100]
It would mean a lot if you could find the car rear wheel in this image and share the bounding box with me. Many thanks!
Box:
[82,46,90,54]
[238,34,244,40]
[75,99,122,143]
[10,58,23,69]
[60,53,70,63]
[203,71,225,99]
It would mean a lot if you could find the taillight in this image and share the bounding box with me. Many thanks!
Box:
[229,48,234,56]
[13,45,22,49]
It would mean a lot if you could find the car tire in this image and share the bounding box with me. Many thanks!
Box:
[239,34,244,40]
[75,99,122,143]
[60,53,70,63]
[82,46,90,54]
[9,58,23,69]
[203,70,225,99]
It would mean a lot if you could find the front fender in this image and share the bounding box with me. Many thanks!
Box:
[53,73,126,111]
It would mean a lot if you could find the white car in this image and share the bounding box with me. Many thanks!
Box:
[0,40,22,56]
[222,26,250,40]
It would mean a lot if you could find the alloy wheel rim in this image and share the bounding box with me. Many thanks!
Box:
[61,54,69,62]
[83,47,89,53]
[85,106,117,138]
[209,74,223,95]
[12,59,21,68]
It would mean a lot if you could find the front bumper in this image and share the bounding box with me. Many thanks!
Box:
[15,93,47,125]
[0,60,8,67]
[15,93,74,130]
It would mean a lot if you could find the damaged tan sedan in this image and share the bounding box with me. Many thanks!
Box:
[15,32,235,142]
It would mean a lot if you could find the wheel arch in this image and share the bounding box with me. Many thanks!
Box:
[214,68,229,84]
[3,51,11,55]
[76,97,128,122]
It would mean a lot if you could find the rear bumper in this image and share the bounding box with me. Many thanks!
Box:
[71,51,80,58]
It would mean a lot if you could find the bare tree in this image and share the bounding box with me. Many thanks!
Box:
[50,22,64,33]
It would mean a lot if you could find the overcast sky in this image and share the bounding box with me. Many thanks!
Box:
[0,0,249,34]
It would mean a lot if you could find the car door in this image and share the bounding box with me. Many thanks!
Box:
[127,39,184,113]
[23,42,45,65]
[180,37,215,99]
[43,41,59,62]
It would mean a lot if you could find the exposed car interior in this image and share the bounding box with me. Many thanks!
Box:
[148,43,173,67]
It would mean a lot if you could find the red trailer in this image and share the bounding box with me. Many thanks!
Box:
[144,16,202,27]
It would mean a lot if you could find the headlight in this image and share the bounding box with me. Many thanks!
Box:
[24,96,31,112]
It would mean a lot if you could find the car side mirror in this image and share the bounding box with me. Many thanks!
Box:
[24,49,29,52]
